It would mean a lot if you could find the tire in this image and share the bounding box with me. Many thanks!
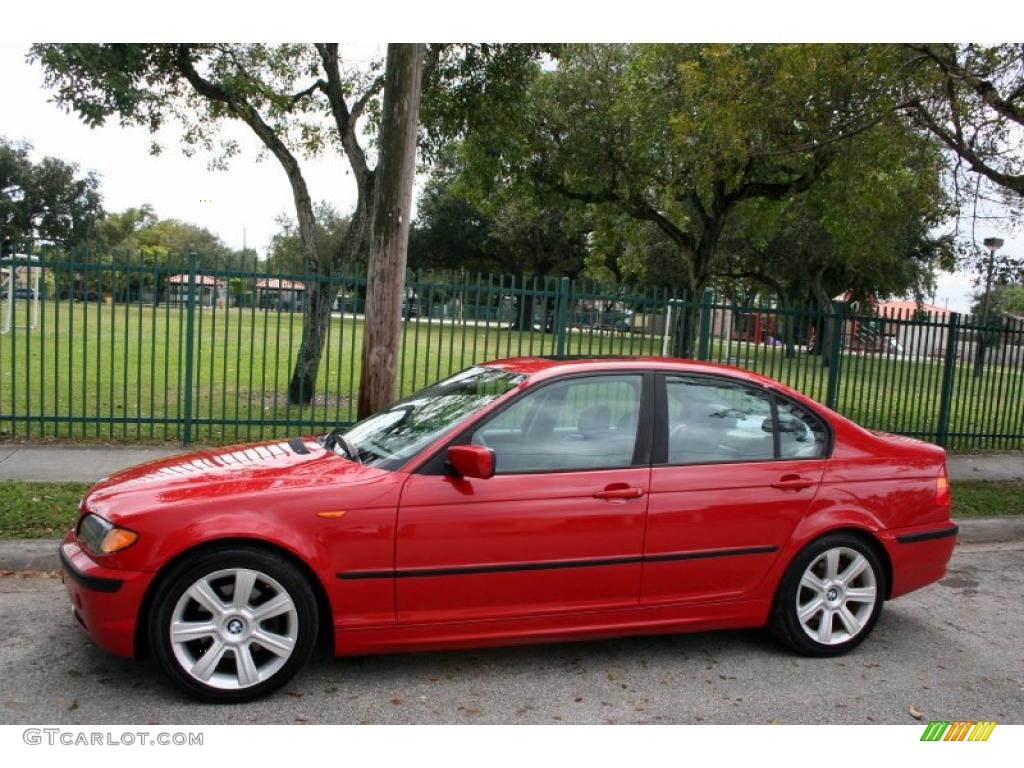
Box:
[148,545,319,702]
[769,533,886,657]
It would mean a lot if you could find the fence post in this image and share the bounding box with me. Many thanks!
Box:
[825,300,846,410]
[554,276,570,356]
[697,288,714,361]
[181,252,198,446]
[936,312,960,447]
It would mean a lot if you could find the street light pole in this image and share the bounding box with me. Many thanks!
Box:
[975,237,1004,377]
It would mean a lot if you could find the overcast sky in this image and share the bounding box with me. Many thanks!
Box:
[0,41,1018,313]
[0,44,376,255]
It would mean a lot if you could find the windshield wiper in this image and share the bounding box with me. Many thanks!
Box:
[323,427,363,464]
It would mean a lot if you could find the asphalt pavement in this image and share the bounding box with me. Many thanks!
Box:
[0,541,1021,725]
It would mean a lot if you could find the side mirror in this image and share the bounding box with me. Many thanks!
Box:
[447,444,496,480]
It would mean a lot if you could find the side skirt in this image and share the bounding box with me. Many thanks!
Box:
[333,598,772,656]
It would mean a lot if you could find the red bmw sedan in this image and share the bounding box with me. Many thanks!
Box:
[60,357,958,701]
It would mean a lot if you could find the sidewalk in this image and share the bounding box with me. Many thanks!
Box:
[1,443,1020,484]
[0,443,1021,572]
[0,444,181,483]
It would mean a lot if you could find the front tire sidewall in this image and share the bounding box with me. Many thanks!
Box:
[148,546,319,703]
[772,533,886,657]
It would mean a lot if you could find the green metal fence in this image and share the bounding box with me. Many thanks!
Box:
[2,251,1023,450]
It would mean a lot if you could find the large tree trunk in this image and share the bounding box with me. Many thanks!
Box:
[287,197,371,404]
[809,267,834,366]
[357,44,425,419]
[284,172,330,404]
[673,237,715,358]
[509,273,537,331]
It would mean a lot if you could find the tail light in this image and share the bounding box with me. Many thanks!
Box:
[936,465,951,508]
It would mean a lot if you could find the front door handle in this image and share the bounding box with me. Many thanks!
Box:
[593,484,645,500]
[771,474,815,491]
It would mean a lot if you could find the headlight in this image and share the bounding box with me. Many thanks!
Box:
[76,514,139,555]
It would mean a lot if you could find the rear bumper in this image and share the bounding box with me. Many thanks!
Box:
[59,531,155,658]
[880,523,958,599]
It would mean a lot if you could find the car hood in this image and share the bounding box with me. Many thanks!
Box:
[83,437,392,519]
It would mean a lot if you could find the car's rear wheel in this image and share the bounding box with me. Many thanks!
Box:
[770,533,885,656]
[148,546,318,702]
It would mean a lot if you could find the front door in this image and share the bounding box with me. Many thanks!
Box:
[396,373,652,624]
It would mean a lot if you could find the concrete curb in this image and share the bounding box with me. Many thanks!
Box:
[0,538,64,572]
[955,517,1024,545]
[2,518,1021,573]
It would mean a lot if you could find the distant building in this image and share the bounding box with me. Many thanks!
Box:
[166,274,226,307]
[875,300,952,358]
[255,278,305,311]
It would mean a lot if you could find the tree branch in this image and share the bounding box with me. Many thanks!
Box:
[173,45,319,268]
[913,44,1024,127]
[291,79,325,106]
[735,148,834,203]
[908,99,1024,195]
[314,43,372,186]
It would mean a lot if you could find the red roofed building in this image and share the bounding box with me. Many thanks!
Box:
[166,273,226,307]
[255,278,305,311]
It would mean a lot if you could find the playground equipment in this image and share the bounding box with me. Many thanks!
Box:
[1,253,41,334]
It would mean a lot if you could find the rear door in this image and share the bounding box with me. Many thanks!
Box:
[641,373,829,606]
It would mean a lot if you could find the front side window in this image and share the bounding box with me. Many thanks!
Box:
[665,375,773,464]
[472,375,643,473]
[334,367,526,470]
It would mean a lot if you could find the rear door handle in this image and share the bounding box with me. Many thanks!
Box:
[593,485,645,500]
[771,475,815,491]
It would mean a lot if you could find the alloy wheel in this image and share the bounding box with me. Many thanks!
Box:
[795,546,878,645]
[169,568,299,690]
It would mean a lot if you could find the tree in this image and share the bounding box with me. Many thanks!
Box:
[89,205,158,251]
[358,44,425,418]
[901,44,1024,198]
[32,43,541,409]
[460,44,916,355]
[31,44,374,402]
[410,158,591,330]
[1,137,103,247]
[266,202,351,276]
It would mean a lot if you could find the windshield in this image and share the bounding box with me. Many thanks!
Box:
[328,366,526,470]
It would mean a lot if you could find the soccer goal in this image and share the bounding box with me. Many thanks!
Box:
[1,253,42,334]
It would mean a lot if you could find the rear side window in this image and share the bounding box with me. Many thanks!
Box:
[776,398,828,459]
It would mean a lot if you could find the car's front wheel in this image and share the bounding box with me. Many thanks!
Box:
[770,534,885,656]
[148,546,318,702]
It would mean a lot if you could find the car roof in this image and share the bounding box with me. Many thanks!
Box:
[480,356,784,388]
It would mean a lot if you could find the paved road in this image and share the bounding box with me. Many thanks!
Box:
[1,543,1021,725]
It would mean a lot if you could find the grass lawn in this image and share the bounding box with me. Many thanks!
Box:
[951,480,1024,518]
[0,481,89,539]
[2,299,1024,450]
[0,479,1019,539]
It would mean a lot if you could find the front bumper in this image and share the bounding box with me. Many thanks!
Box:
[59,531,155,658]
